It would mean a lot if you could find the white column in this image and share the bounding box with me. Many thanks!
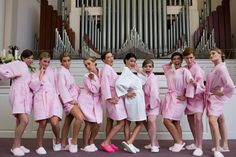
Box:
[116,0,120,50]
[138,0,142,38]
[120,0,125,45]
[132,0,136,28]
[107,0,111,49]
[126,0,130,38]
[149,0,153,49]
[4,0,14,49]
[0,0,5,50]
[144,0,148,44]
[102,0,106,51]
[112,0,115,52]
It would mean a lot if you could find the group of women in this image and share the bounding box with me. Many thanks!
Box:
[0,47,234,157]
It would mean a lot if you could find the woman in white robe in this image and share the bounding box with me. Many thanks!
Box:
[115,52,146,154]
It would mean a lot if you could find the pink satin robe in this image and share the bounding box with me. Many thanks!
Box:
[143,73,162,116]
[184,63,205,115]
[0,61,32,115]
[205,62,235,116]
[57,66,81,115]
[101,64,127,121]
[29,67,63,121]
[162,64,194,120]
[78,70,102,123]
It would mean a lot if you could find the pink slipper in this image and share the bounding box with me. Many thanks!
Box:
[101,145,115,153]
[110,144,119,151]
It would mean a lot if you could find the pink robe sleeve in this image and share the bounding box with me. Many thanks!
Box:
[162,63,172,75]
[101,69,112,100]
[57,72,73,103]
[184,69,195,98]
[84,75,100,94]
[0,61,22,79]
[220,68,235,99]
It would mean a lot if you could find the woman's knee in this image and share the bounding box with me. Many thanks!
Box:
[208,116,217,126]
[163,118,171,126]
[50,117,60,127]
[148,117,156,125]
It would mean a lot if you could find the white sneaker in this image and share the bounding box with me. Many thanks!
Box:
[121,141,136,154]
[193,148,203,156]
[151,146,160,153]
[130,144,140,152]
[89,144,98,151]
[212,147,230,152]
[144,144,152,149]
[81,145,96,152]
[214,151,224,157]
[52,139,61,151]
[186,143,197,150]
[171,143,186,152]
[68,138,78,153]
[169,144,185,151]
[11,147,25,156]
[35,147,47,155]
[20,146,30,153]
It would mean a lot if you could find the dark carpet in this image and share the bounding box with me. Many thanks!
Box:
[0,139,235,157]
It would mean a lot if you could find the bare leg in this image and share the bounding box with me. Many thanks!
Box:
[101,120,125,146]
[195,113,203,149]
[61,115,73,147]
[124,120,131,141]
[70,106,84,145]
[37,120,47,148]
[173,120,182,140]
[187,114,196,142]
[83,121,91,147]
[89,123,100,145]
[163,118,182,144]
[218,114,229,150]
[12,114,29,149]
[209,116,221,151]
[127,121,143,144]
[147,116,159,146]
[106,118,113,138]
[50,116,61,144]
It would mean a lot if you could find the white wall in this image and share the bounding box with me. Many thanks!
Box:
[3,0,40,52]
[0,0,5,50]
[0,60,236,139]
[15,0,40,51]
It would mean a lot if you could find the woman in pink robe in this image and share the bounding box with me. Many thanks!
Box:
[57,52,84,153]
[29,52,63,155]
[142,59,161,153]
[0,49,33,156]
[78,56,102,152]
[205,48,235,157]
[162,52,194,152]
[183,48,205,156]
[100,51,127,152]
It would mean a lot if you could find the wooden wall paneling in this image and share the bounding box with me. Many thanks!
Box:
[217,6,226,50]
[39,0,47,50]
[45,5,53,54]
[222,0,232,56]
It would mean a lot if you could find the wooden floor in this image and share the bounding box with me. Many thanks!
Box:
[0,139,235,157]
